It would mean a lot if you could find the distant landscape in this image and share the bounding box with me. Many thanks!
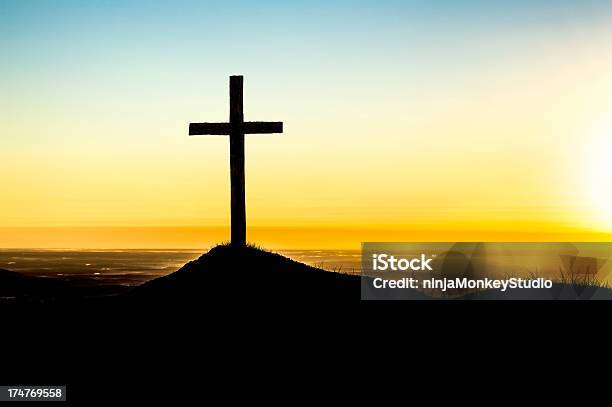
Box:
[0,245,362,303]
[0,248,361,287]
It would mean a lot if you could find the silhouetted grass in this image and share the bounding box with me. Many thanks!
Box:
[557,266,610,289]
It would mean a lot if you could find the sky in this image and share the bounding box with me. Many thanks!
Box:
[2,0,612,249]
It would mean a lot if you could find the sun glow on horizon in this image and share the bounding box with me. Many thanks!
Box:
[586,124,612,232]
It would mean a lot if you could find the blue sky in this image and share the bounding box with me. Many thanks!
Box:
[2,1,610,130]
[3,1,611,88]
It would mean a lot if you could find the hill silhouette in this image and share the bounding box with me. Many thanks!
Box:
[0,268,129,304]
[129,244,361,301]
[0,267,74,303]
[0,269,67,297]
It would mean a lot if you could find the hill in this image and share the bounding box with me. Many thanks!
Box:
[0,267,73,303]
[128,244,361,301]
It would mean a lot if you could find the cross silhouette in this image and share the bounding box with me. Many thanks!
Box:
[189,75,283,247]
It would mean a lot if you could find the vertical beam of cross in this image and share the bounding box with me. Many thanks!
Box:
[188,76,283,248]
[229,76,246,247]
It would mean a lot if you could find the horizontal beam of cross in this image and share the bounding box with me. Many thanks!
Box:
[189,121,283,136]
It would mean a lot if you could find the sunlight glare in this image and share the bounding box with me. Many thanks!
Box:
[587,127,612,230]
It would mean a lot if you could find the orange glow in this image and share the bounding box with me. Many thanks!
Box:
[1,224,612,250]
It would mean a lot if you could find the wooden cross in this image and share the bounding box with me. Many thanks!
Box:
[189,75,283,247]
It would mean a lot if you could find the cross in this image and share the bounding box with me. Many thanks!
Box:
[189,75,283,247]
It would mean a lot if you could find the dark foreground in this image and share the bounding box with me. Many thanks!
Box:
[2,245,609,404]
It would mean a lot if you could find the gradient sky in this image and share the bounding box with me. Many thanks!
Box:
[2,0,612,248]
